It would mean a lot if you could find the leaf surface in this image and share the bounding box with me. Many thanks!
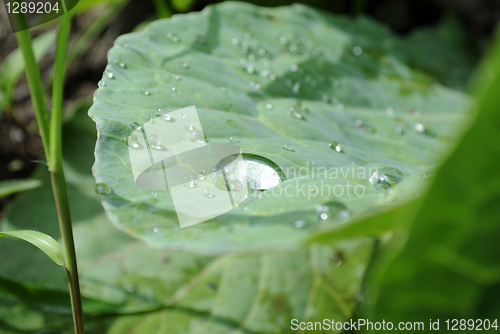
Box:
[89,2,473,253]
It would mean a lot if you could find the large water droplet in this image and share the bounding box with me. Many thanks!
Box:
[148,135,161,149]
[213,155,283,191]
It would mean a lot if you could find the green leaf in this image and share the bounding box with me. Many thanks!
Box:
[0,179,42,198]
[89,2,472,253]
[0,30,56,111]
[0,230,65,266]
[363,33,500,325]
[0,103,373,333]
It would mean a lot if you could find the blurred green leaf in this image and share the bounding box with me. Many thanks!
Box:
[89,2,472,254]
[0,179,42,198]
[363,32,500,326]
[0,30,56,111]
[0,230,65,266]
[171,0,195,12]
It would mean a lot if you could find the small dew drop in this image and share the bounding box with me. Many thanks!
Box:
[295,220,306,228]
[141,89,151,96]
[283,144,295,152]
[172,87,177,92]
[353,46,363,56]
[159,113,172,121]
[95,183,112,195]
[148,135,161,149]
[114,59,127,68]
[127,134,139,148]
[386,107,394,116]
[203,189,215,198]
[126,284,136,293]
[181,62,190,68]
[196,172,206,181]
[292,82,300,94]
[179,114,186,119]
[290,64,298,72]
[130,122,142,131]
[227,120,237,128]
[288,107,305,120]
[265,103,273,109]
[104,70,115,79]
[320,213,328,220]
[171,74,181,81]
[185,124,194,131]
[328,141,343,153]
[415,123,425,133]
[153,227,159,233]
[184,175,196,188]
[229,136,240,143]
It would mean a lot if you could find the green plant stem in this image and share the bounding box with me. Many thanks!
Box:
[50,13,86,334]
[14,16,50,161]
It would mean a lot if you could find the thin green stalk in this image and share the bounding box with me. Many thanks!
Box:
[50,12,86,334]
[15,9,85,334]
[14,15,50,161]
